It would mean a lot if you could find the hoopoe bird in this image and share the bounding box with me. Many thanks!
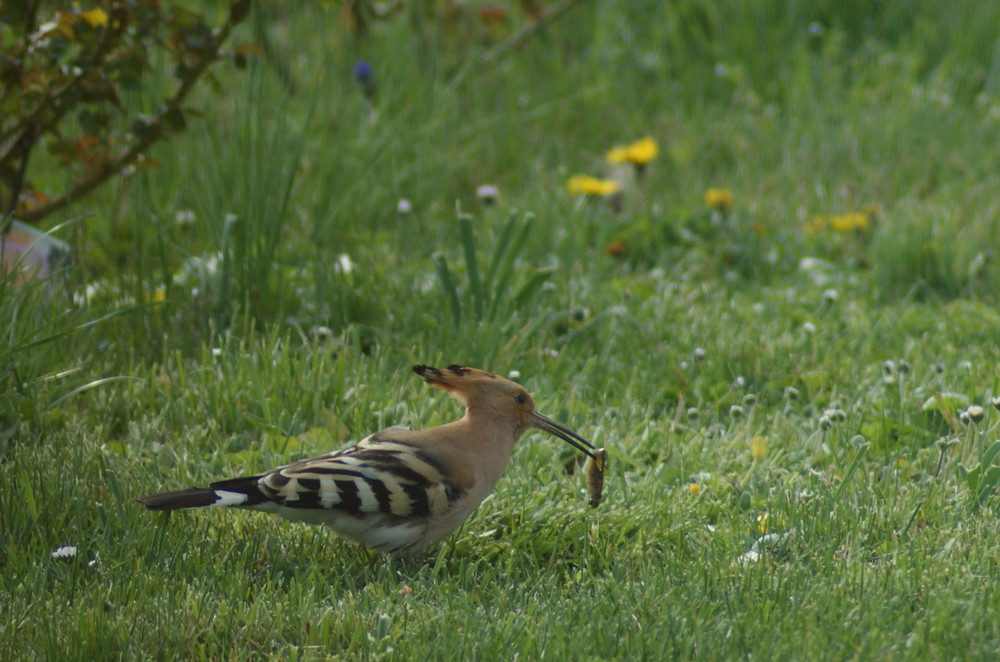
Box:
[137,364,600,554]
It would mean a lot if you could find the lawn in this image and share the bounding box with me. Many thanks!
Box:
[3,1,1000,659]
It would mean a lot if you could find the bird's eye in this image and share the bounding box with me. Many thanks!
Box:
[514,393,527,405]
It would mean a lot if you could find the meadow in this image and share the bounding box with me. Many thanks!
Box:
[3,1,1000,659]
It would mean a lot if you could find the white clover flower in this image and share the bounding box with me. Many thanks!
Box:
[819,416,832,430]
[686,407,700,419]
[743,393,757,405]
[693,348,707,361]
[821,289,838,303]
[397,199,413,214]
[803,322,817,334]
[730,405,744,418]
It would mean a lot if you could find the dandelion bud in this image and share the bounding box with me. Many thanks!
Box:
[897,360,910,374]
[959,410,971,425]
[819,415,832,430]
[743,394,757,405]
[935,436,959,450]
[824,408,847,422]
[730,405,744,418]
[882,361,896,376]
[992,396,1000,411]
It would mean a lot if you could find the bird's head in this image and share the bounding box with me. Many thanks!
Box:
[412,364,597,458]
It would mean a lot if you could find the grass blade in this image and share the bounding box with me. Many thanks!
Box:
[458,215,483,320]
[432,252,462,326]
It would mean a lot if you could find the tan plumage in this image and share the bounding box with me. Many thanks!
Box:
[137,364,598,554]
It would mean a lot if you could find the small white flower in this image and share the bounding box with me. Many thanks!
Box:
[803,322,817,334]
[310,326,333,340]
[959,410,971,425]
[212,348,223,358]
[693,348,707,361]
[686,407,700,419]
[174,209,196,225]
[51,545,77,561]
[475,184,500,203]
[730,405,744,418]
[821,289,838,303]
[507,370,521,380]
[966,405,984,424]
[743,394,757,405]
[397,199,413,214]
[992,396,1000,411]
[337,253,354,274]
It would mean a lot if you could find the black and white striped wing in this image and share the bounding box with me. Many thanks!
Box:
[216,434,466,518]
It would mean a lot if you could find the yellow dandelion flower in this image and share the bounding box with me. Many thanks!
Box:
[829,212,869,234]
[751,435,767,460]
[757,513,770,533]
[606,147,630,163]
[757,512,787,533]
[567,174,621,197]
[606,136,658,166]
[704,188,733,213]
[689,483,701,496]
[80,8,109,28]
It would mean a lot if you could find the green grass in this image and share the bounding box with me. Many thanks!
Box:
[4,1,1000,659]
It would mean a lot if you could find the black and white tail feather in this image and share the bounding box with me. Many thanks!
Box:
[137,430,467,554]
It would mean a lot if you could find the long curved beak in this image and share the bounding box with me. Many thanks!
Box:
[530,411,597,458]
